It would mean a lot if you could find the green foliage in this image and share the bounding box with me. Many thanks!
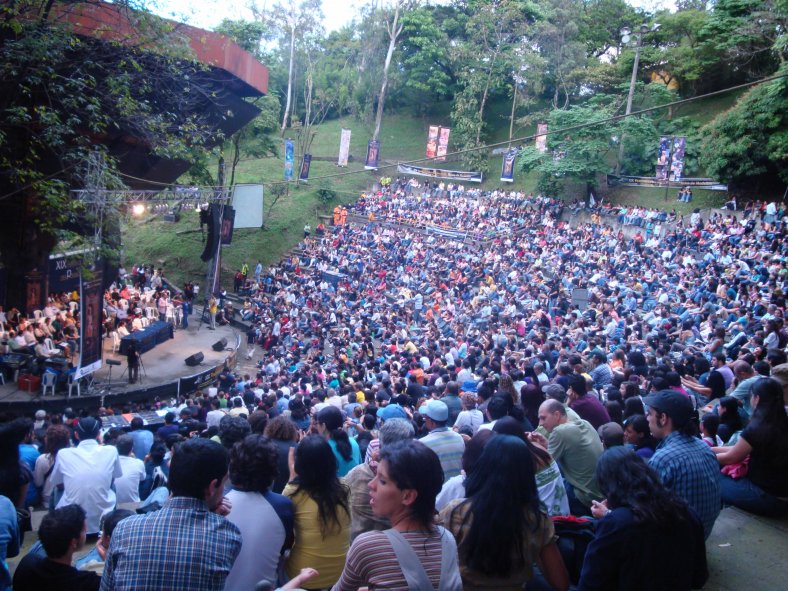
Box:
[316,184,336,203]
[700,73,788,183]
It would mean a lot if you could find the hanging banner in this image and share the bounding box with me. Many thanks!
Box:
[338,128,351,167]
[299,154,312,181]
[655,136,671,180]
[500,149,517,182]
[365,139,380,170]
[669,136,687,182]
[220,206,235,245]
[535,123,548,153]
[284,139,295,181]
[397,163,483,183]
[76,272,104,379]
[426,125,439,159]
[436,127,450,161]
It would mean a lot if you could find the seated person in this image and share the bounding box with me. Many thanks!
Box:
[12,504,100,591]
[74,509,135,575]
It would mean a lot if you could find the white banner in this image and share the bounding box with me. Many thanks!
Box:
[338,128,351,167]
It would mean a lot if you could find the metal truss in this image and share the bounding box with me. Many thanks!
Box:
[72,186,231,205]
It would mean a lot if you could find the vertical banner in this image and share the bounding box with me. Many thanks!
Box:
[500,149,517,182]
[365,139,380,170]
[655,136,671,180]
[669,137,686,182]
[535,123,548,153]
[220,206,235,245]
[436,127,450,161]
[77,272,103,379]
[337,128,351,167]
[284,139,294,181]
[426,125,439,159]
[25,271,42,316]
[299,154,312,181]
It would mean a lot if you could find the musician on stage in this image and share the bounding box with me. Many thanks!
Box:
[126,341,140,384]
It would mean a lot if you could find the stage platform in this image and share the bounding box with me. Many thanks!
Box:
[0,321,243,415]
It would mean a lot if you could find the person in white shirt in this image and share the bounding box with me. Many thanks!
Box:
[50,417,122,534]
[113,435,146,503]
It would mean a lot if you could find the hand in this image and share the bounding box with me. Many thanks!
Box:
[284,567,319,589]
[590,499,609,519]
[288,446,298,481]
[214,496,232,516]
[527,431,549,448]
[95,539,108,561]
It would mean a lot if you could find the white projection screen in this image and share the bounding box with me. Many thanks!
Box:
[232,184,264,229]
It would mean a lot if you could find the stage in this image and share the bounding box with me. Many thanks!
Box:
[0,320,243,415]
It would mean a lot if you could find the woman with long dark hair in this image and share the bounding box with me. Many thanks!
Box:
[713,378,788,516]
[332,440,462,591]
[440,435,569,590]
[316,406,360,477]
[578,447,708,590]
[33,424,71,509]
[284,435,351,589]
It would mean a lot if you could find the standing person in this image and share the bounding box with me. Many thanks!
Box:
[577,448,708,591]
[441,435,569,591]
[254,260,263,284]
[332,440,463,591]
[208,295,218,330]
[13,505,100,591]
[101,438,242,591]
[126,341,139,385]
[644,390,721,539]
[284,435,351,589]
[50,417,122,536]
[224,434,295,591]
[712,378,788,516]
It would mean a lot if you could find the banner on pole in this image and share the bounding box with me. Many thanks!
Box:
[426,125,439,159]
[365,140,380,170]
[436,127,450,161]
[77,272,104,379]
[397,163,482,183]
[655,136,671,180]
[669,137,686,182]
[299,154,312,181]
[220,206,235,245]
[284,139,294,180]
[338,128,351,167]
[500,149,516,182]
[535,123,548,153]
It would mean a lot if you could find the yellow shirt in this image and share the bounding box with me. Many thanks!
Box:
[283,484,350,588]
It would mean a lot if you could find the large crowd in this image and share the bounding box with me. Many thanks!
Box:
[1,181,787,591]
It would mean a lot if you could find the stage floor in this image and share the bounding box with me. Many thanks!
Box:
[0,321,242,412]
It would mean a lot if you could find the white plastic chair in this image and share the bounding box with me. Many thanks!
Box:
[32,310,43,320]
[141,317,150,328]
[111,331,120,353]
[67,373,81,398]
[44,338,57,355]
[42,372,57,397]
[69,301,79,313]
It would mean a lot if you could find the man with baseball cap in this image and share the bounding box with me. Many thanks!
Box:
[419,399,464,482]
[645,390,721,539]
[50,416,122,536]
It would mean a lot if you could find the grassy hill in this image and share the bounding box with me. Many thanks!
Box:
[123,94,733,289]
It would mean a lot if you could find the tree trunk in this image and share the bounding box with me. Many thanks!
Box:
[476,57,496,145]
[280,23,296,136]
[373,3,402,142]
[508,86,517,144]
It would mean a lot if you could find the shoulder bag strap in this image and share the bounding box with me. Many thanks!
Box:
[383,529,435,591]
[436,526,463,591]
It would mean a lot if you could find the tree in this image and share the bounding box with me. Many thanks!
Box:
[518,101,616,190]
[372,0,416,142]
[700,73,788,185]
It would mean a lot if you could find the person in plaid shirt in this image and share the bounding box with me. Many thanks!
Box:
[100,438,241,591]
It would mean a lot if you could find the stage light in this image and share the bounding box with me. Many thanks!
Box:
[132,203,145,216]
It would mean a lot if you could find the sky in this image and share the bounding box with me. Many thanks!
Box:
[153,0,678,35]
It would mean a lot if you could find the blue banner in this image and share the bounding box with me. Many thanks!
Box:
[284,139,294,181]
[501,149,516,182]
[299,154,312,181]
[365,140,380,170]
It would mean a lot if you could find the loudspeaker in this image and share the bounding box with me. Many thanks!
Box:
[106,359,122,366]
[212,338,228,352]
[185,352,204,367]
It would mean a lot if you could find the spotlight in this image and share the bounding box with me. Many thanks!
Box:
[132,204,145,216]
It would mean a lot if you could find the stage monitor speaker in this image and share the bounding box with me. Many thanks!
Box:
[212,338,228,352]
[185,352,204,367]
[105,359,122,366]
